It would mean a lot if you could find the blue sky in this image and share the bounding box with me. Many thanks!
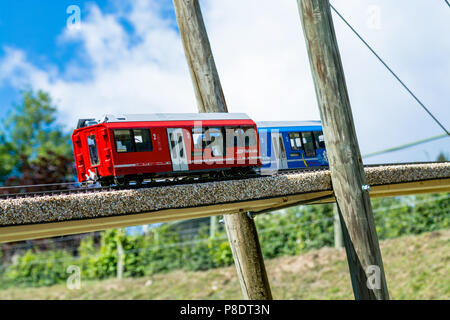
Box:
[0,0,448,164]
[0,1,104,117]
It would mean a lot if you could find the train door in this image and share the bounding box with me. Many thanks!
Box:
[167,128,189,172]
[85,130,100,180]
[271,132,288,170]
[301,131,316,158]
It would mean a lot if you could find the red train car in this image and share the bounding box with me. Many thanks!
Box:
[72,113,261,185]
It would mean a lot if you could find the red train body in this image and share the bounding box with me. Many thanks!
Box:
[72,113,261,185]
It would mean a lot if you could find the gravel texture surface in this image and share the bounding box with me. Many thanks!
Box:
[1,163,449,226]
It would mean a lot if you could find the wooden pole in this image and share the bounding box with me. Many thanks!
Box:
[296,0,389,299]
[224,213,272,299]
[173,0,227,113]
[209,216,217,238]
[116,229,124,280]
[172,0,272,299]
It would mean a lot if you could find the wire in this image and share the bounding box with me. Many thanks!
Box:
[363,133,449,158]
[446,0,450,8]
[329,4,450,136]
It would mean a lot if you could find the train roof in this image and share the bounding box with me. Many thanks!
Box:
[77,113,252,128]
[256,121,322,128]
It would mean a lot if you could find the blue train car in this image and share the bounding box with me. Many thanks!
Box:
[256,121,328,171]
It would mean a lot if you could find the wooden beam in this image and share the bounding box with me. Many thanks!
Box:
[296,0,389,299]
[172,0,272,299]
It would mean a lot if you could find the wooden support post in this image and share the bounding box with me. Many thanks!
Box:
[224,213,272,299]
[296,0,389,299]
[116,230,124,280]
[333,204,344,248]
[173,0,227,113]
[173,0,272,299]
[209,216,217,238]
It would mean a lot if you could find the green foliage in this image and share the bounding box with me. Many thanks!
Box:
[138,225,184,275]
[208,238,234,267]
[3,249,75,287]
[78,229,125,279]
[257,204,334,258]
[373,194,450,239]
[182,238,214,271]
[436,152,448,162]
[78,226,185,278]
[0,89,72,183]
[77,236,98,279]
[0,132,17,182]
[2,193,448,288]
[181,226,228,271]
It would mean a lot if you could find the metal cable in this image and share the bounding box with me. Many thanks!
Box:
[363,133,448,158]
[329,4,450,136]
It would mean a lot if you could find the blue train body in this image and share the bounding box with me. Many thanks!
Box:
[256,121,329,171]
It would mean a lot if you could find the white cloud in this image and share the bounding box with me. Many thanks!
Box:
[0,0,448,162]
[0,1,197,125]
[202,0,449,159]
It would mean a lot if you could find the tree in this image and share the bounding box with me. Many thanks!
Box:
[436,152,448,162]
[0,89,74,185]
[3,152,74,193]
[0,134,17,183]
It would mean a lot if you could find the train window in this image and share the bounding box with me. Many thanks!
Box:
[192,127,203,148]
[87,135,100,166]
[206,128,225,157]
[233,128,245,147]
[192,127,225,157]
[301,132,316,157]
[133,129,153,152]
[314,131,326,149]
[289,132,302,150]
[114,129,153,153]
[243,127,257,147]
[114,129,134,153]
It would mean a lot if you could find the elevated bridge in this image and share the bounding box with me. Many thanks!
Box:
[0,162,449,243]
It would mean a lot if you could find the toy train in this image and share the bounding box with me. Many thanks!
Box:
[72,113,328,186]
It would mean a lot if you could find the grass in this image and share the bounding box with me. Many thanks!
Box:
[0,229,448,300]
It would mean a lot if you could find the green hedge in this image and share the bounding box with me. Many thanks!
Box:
[1,193,448,288]
[1,250,75,288]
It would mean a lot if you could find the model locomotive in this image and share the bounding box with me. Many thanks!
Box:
[72,113,328,186]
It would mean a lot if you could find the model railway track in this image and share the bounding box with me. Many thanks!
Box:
[0,162,444,200]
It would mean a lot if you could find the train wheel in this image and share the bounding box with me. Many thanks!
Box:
[114,177,128,187]
[99,178,113,187]
[135,177,144,187]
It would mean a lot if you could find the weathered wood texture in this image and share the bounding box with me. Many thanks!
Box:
[296,0,389,299]
[173,0,227,112]
[172,0,272,299]
[224,213,273,299]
